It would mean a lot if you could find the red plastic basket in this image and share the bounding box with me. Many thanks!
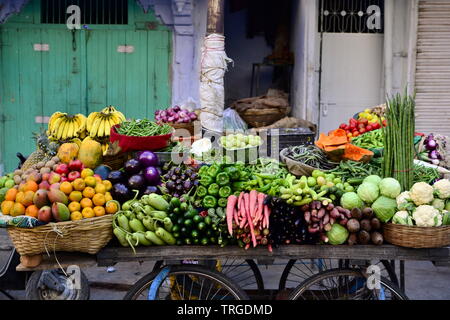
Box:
[110,124,173,152]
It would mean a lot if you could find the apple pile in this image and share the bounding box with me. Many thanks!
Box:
[338,117,386,139]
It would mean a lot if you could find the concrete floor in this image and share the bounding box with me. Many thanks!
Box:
[1,229,449,300]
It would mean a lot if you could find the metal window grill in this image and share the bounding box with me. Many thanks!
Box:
[319,0,384,33]
[41,0,129,25]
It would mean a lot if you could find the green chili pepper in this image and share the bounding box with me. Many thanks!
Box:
[256,184,271,193]
[203,195,217,208]
[216,172,230,186]
[207,183,220,196]
[218,186,232,198]
[232,181,246,191]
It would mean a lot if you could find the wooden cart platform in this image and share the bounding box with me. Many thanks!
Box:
[17,245,450,271]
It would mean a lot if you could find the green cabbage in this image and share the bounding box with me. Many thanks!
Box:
[357,182,380,204]
[371,196,398,222]
[363,175,382,186]
[340,192,364,209]
[379,178,401,199]
[326,224,349,245]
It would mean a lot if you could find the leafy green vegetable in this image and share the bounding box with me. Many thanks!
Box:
[379,177,401,199]
[326,224,349,245]
[357,182,380,204]
[340,192,364,209]
[363,175,382,186]
[371,196,397,222]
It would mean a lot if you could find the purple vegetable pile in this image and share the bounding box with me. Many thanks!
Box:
[155,106,197,124]
[108,151,162,202]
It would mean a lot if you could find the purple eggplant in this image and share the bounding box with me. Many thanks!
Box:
[124,159,142,175]
[108,170,126,184]
[111,183,132,202]
[144,166,161,185]
[128,174,145,190]
[138,151,159,167]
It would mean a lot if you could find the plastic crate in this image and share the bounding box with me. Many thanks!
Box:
[266,127,315,157]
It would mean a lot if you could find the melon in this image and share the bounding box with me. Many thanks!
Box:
[78,137,103,169]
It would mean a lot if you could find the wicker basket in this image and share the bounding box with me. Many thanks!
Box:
[383,223,450,248]
[279,148,333,176]
[7,215,113,256]
[169,122,195,136]
[238,108,288,128]
[103,152,131,170]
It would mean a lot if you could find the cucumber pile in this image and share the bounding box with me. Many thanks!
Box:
[112,193,176,251]
[168,197,232,246]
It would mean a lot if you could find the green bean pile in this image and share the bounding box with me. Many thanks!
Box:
[285,145,339,170]
[413,164,440,185]
[117,119,172,137]
[329,158,382,183]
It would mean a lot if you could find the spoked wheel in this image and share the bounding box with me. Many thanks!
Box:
[152,259,264,292]
[279,259,398,291]
[288,268,408,300]
[124,265,249,300]
[218,259,264,292]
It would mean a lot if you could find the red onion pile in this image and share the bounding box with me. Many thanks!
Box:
[155,106,197,124]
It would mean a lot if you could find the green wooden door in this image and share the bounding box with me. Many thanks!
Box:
[0,0,171,173]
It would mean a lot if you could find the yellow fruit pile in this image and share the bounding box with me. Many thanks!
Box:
[65,169,119,221]
[358,108,385,124]
[47,113,87,141]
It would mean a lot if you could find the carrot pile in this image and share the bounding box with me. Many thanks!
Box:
[226,190,272,251]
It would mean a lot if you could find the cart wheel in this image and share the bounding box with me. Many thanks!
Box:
[25,269,90,300]
[124,265,249,300]
[152,259,264,292]
[288,268,408,300]
[279,259,398,291]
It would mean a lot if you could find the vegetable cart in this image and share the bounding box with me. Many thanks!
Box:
[12,244,450,300]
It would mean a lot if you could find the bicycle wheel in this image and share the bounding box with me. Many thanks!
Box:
[124,265,249,300]
[219,259,264,292]
[152,259,264,292]
[288,268,408,300]
[279,259,398,290]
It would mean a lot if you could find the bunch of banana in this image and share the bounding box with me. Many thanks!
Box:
[101,143,109,156]
[87,106,126,139]
[47,112,87,141]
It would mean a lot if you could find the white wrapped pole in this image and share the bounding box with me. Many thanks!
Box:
[199,33,232,132]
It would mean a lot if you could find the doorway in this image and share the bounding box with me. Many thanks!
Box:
[318,0,385,133]
[0,0,171,172]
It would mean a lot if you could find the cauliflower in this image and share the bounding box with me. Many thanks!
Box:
[412,205,442,227]
[409,182,434,206]
[396,191,415,211]
[432,198,445,211]
[433,179,450,199]
[392,211,413,225]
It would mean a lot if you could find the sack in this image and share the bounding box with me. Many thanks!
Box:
[223,108,248,131]
[251,117,317,134]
